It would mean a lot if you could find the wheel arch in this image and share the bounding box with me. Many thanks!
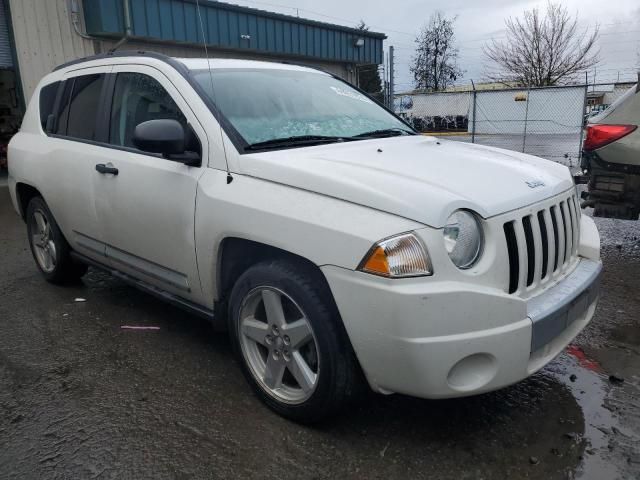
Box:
[216,237,330,304]
[15,182,42,221]
[217,236,368,400]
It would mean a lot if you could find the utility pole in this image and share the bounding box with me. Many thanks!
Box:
[388,46,394,111]
[383,52,388,107]
[578,71,589,165]
[470,79,477,144]
[522,85,531,153]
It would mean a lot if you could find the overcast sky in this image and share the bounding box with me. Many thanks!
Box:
[222,0,640,91]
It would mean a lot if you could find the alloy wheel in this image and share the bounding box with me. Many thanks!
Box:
[30,210,57,273]
[238,286,319,404]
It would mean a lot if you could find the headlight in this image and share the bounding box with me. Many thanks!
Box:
[358,233,432,278]
[443,210,483,269]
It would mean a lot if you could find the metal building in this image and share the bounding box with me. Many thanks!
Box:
[5,0,385,104]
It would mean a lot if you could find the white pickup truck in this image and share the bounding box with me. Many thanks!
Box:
[8,52,601,422]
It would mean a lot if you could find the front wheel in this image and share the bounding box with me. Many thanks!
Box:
[228,260,362,423]
[26,197,87,283]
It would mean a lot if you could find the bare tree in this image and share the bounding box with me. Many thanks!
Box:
[484,2,599,86]
[410,12,463,91]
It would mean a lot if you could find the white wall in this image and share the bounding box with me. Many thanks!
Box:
[471,87,585,135]
[395,86,586,135]
[395,91,470,117]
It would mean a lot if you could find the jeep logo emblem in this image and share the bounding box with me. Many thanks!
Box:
[526,180,546,188]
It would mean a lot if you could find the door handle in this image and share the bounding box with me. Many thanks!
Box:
[95,163,118,175]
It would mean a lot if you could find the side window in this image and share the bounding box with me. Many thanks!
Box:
[109,72,193,150]
[65,74,105,140]
[39,82,60,131]
[54,81,74,136]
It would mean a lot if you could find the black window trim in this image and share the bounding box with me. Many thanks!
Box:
[56,77,74,136]
[39,80,62,133]
[51,79,70,135]
[96,72,115,144]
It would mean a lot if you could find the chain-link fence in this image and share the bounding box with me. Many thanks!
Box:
[393,83,635,170]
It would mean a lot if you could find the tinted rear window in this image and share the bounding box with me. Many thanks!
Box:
[54,81,73,136]
[39,82,59,131]
[65,74,105,140]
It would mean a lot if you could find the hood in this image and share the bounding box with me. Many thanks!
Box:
[237,135,574,227]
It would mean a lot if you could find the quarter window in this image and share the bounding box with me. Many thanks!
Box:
[39,82,60,131]
[109,72,190,149]
[65,74,105,140]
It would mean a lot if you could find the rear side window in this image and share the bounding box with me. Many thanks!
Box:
[54,81,74,136]
[65,74,105,140]
[39,82,60,131]
[109,72,188,148]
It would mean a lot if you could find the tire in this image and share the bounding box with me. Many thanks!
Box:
[228,259,362,423]
[26,197,88,283]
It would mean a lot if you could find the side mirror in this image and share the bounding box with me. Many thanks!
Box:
[133,119,186,156]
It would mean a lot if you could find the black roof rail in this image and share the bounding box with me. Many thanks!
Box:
[54,50,174,71]
[53,50,330,75]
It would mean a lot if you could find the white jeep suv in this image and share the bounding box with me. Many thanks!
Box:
[8,52,602,422]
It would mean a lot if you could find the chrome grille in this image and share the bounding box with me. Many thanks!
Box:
[504,193,580,294]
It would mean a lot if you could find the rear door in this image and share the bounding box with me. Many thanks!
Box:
[94,65,207,301]
[43,67,112,262]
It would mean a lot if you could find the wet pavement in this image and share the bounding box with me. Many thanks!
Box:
[0,185,639,479]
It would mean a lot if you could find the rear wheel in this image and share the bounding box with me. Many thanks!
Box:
[26,197,87,283]
[228,259,361,423]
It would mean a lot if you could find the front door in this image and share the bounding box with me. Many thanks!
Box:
[94,66,208,302]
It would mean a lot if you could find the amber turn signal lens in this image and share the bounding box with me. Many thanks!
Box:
[361,246,390,276]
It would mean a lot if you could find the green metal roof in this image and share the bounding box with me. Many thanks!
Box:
[84,0,385,64]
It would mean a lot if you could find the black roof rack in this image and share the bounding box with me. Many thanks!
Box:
[54,50,174,71]
[53,49,334,76]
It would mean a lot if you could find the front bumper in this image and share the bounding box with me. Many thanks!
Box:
[322,258,601,399]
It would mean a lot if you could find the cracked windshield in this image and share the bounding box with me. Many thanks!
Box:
[191,68,411,146]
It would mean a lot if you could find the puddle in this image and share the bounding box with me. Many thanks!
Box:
[547,347,637,479]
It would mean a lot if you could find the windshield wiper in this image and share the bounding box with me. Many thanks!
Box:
[245,135,348,151]
[351,128,416,139]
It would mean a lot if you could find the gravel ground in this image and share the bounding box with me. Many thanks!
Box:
[0,185,639,480]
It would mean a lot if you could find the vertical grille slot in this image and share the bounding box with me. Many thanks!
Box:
[569,196,579,256]
[550,206,560,272]
[559,201,570,265]
[537,210,549,279]
[522,216,535,286]
[504,221,519,294]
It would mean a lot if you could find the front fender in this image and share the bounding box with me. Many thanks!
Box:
[194,168,425,306]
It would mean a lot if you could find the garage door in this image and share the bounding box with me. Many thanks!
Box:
[0,0,13,68]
